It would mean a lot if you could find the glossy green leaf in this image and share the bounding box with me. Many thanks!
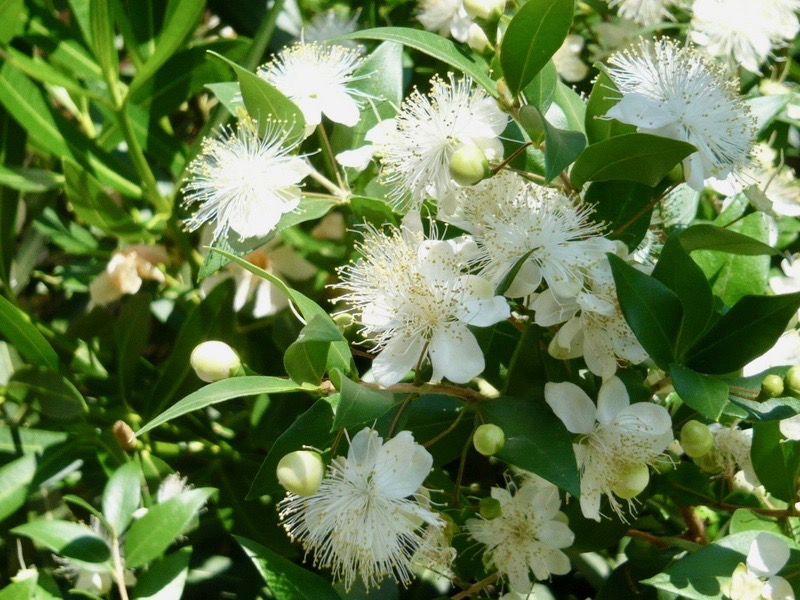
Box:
[584,71,635,144]
[329,369,399,429]
[584,180,655,251]
[608,254,682,368]
[518,105,585,182]
[7,366,86,419]
[670,365,729,421]
[115,293,152,401]
[284,315,353,385]
[0,295,58,371]
[208,51,305,142]
[0,106,25,289]
[102,462,141,536]
[570,133,695,190]
[339,27,497,95]
[124,488,213,568]
[248,399,335,498]
[752,421,800,503]
[482,396,580,496]
[0,0,24,43]
[0,454,36,523]
[522,60,558,113]
[235,535,341,600]
[688,292,800,375]
[12,520,111,564]
[136,377,306,437]
[205,81,245,115]
[132,547,192,600]
[0,574,37,600]
[500,0,574,96]
[89,0,119,86]
[680,224,779,256]
[0,165,63,193]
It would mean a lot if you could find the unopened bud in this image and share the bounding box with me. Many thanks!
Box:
[694,448,723,474]
[473,424,506,456]
[479,496,502,520]
[680,420,714,458]
[113,420,138,451]
[277,450,325,496]
[611,462,650,500]
[463,0,505,21]
[449,145,491,186]
[786,366,800,397]
[467,23,491,53]
[761,374,785,399]
[190,340,241,383]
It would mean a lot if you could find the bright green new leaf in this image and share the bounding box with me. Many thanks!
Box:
[329,369,399,429]
[0,454,36,524]
[131,547,192,600]
[670,365,729,421]
[0,294,59,372]
[518,105,585,182]
[12,520,111,565]
[102,462,141,536]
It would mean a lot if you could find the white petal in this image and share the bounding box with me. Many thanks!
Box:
[780,415,800,441]
[372,333,427,387]
[683,153,707,192]
[373,431,433,499]
[538,520,575,549]
[578,461,604,522]
[346,428,382,474]
[336,145,375,171]
[531,289,579,327]
[321,89,361,127]
[503,259,543,298]
[606,94,675,129]
[544,382,596,434]
[764,575,795,600]
[596,377,630,425]
[748,533,791,578]
[252,280,288,318]
[429,323,484,384]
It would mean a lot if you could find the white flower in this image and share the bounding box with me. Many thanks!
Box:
[377,75,507,207]
[545,377,673,521]
[743,330,800,376]
[279,428,443,591]
[442,171,612,298]
[417,0,473,42]
[722,533,795,600]
[607,0,675,26]
[89,244,167,306]
[604,39,756,191]
[304,9,362,48]
[259,42,367,133]
[334,212,509,386]
[553,34,589,82]
[532,255,649,379]
[690,0,800,74]
[201,239,316,319]
[466,477,574,593]
[770,255,800,296]
[182,119,311,243]
[709,424,760,487]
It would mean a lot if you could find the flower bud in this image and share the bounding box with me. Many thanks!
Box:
[473,423,506,456]
[761,374,785,399]
[786,366,800,397]
[113,420,138,452]
[611,462,650,500]
[467,23,491,53]
[694,448,723,474]
[277,450,325,497]
[449,145,491,187]
[479,496,502,520]
[190,340,241,383]
[463,0,505,21]
[680,420,714,458]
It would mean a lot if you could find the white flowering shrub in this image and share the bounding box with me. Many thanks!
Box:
[4,0,800,598]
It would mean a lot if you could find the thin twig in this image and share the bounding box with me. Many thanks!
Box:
[626,529,670,549]
[423,408,469,448]
[451,572,501,600]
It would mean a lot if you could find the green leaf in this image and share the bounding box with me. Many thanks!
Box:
[680,224,779,256]
[728,396,800,422]
[669,365,729,421]
[7,366,87,420]
[500,0,575,96]
[248,399,335,499]
[89,0,119,86]
[126,0,205,97]
[208,51,305,143]
[136,377,306,437]
[63,158,149,241]
[518,105,585,182]
[0,106,25,288]
[0,574,37,600]
[12,520,111,564]
[608,254,682,368]
[652,234,714,355]
[102,462,141,536]
[0,426,68,454]
[283,315,353,385]
[729,509,783,536]
[570,133,695,190]
[329,369,399,430]
[339,27,497,95]
[584,71,636,144]
[0,454,36,523]
[124,488,213,568]
[0,0,25,43]
[522,60,558,114]
[481,396,580,496]
[115,293,153,401]
[0,165,63,193]
[550,81,586,133]
[235,536,342,600]
[205,81,245,116]
[752,420,800,502]
[584,180,655,251]
[132,547,192,600]
[687,293,800,375]
[0,296,58,371]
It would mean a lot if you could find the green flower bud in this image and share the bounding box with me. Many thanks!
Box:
[693,448,723,474]
[449,145,491,186]
[463,0,505,21]
[761,374,785,399]
[473,424,506,456]
[786,366,800,397]
[611,462,650,500]
[277,450,325,496]
[680,420,714,458]
[479,496,502,520]
[190,340,241,383]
